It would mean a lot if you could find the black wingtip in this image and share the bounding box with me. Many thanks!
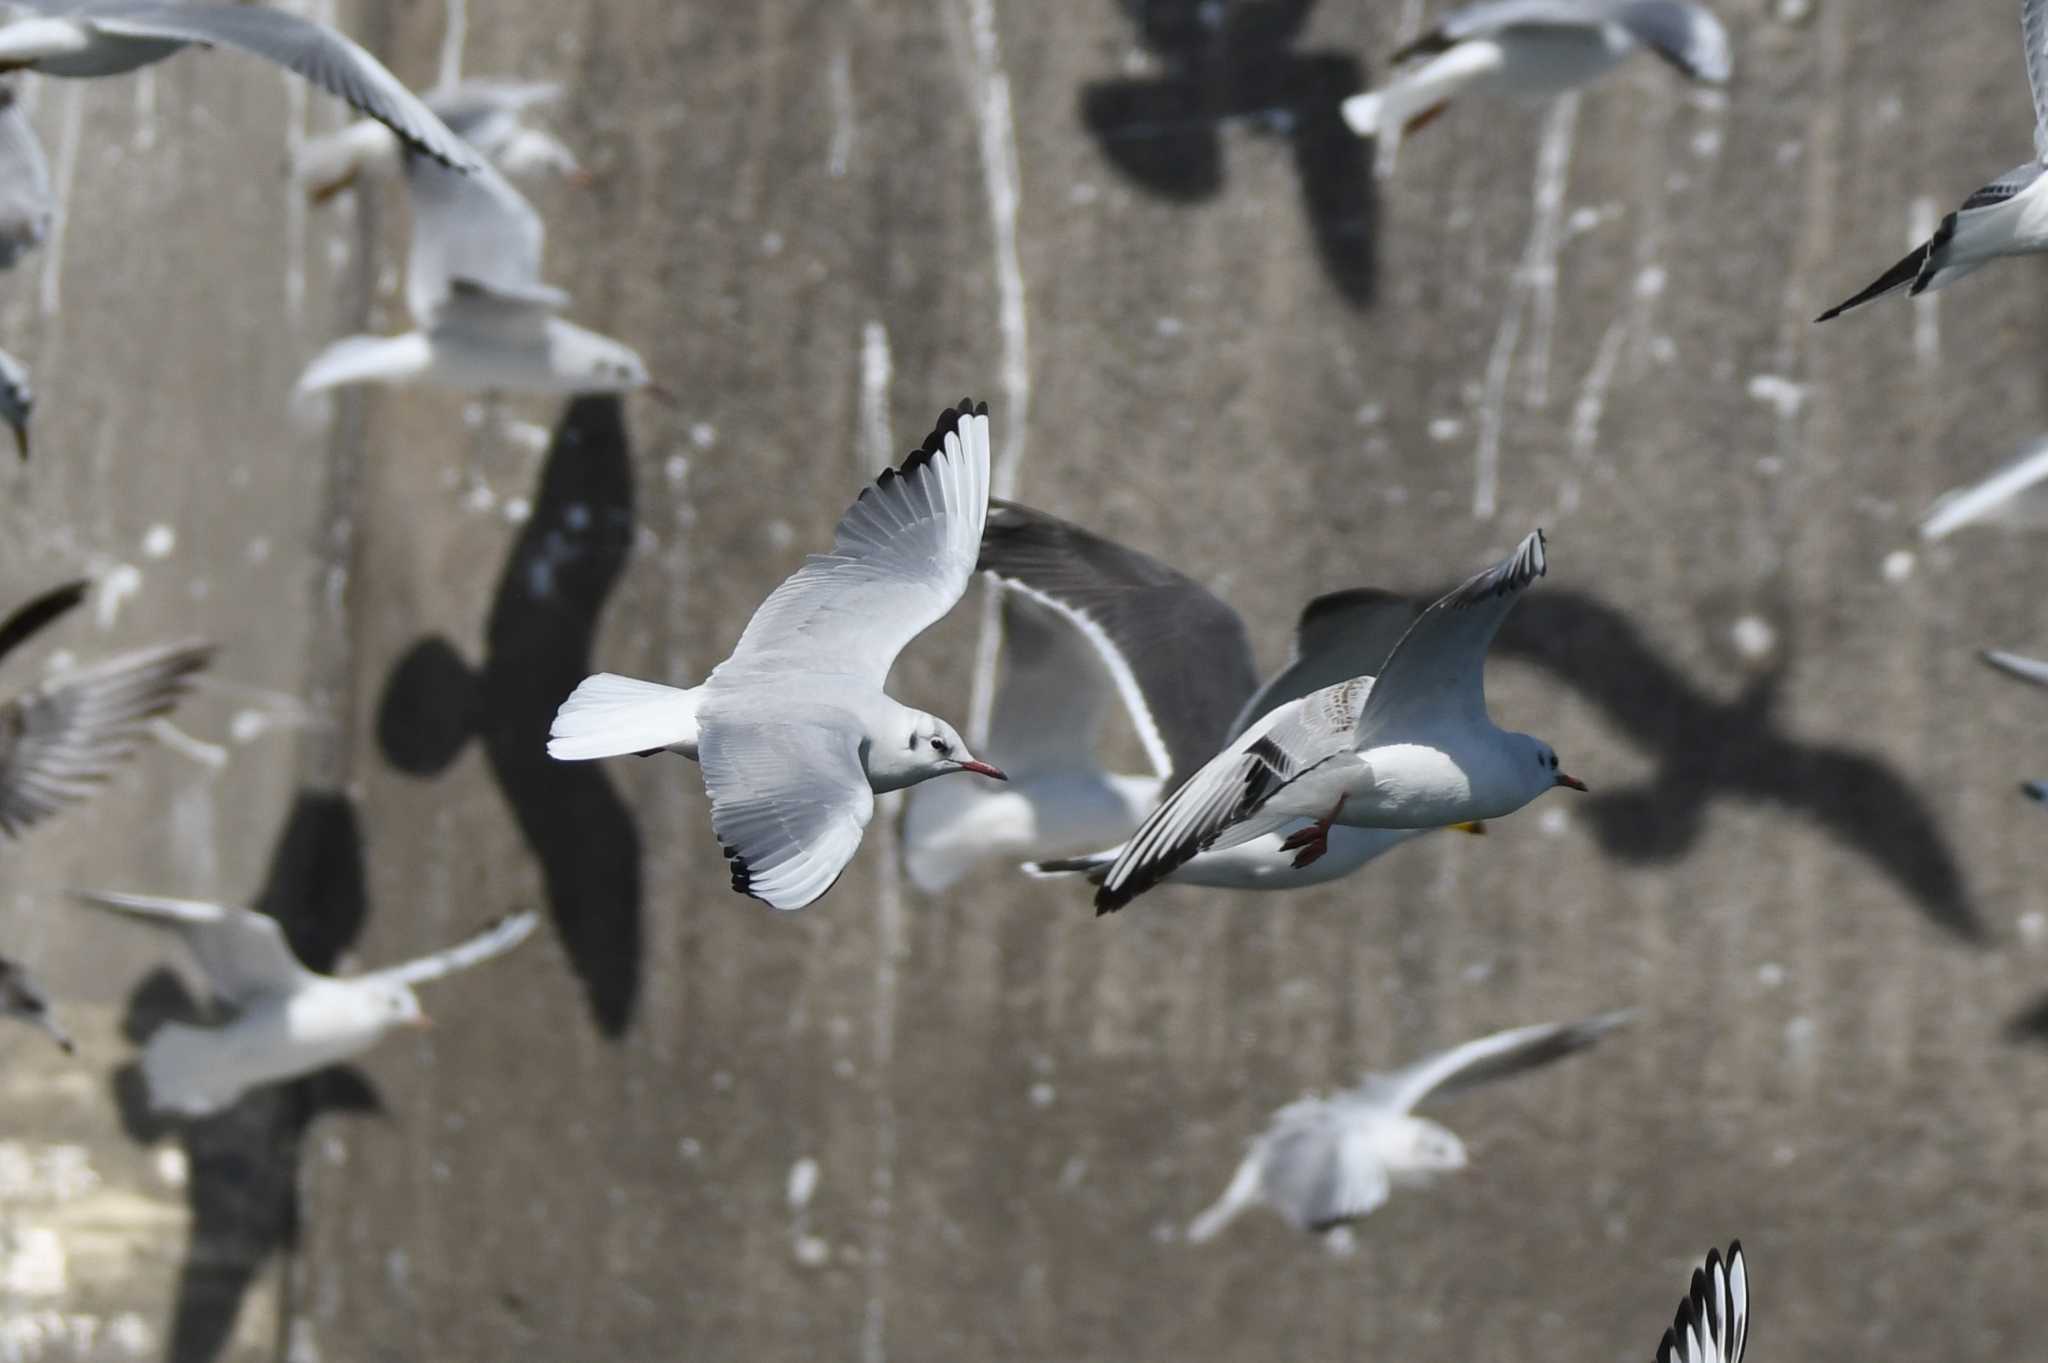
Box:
[870,398,989,494]
[2021,780,2047,803]
[721,843,754,897]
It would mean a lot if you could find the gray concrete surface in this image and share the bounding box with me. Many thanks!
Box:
[5,0,2048,1359]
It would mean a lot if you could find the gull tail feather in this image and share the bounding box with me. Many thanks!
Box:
[1186,1155,1262,1244]
[548,673,701,761]
[140,1023,236,1118]
[293,332,432,396]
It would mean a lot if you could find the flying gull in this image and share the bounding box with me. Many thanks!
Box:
[73,890,537,1116]
[0,954,71,1052]
[294,78,586,203]
[1342,1,1731,167]
[0,79,50,270]
[1920,436,2048,540]
[550,400,1008,911]
[1186,1009,1630,1241]
[1094,529,1583,914]
[0,0,481,170]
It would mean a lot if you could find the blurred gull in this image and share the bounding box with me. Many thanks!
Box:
[294,78,586,202]
[73,891,537,1116]
[294,151,652,401]
[0,0,480,170]
[1343,1,1731,167]
[0,954,71,1052]
[0,79,50,269]
[1094,530,1584,914]
[1919,437,2048,540]
[0,579,211,838]
[1186,1010,1631,1241]
[550,401,1008,911]
[903,500,1482,895]
[0,343,29,458]
[1980,648,2048,805]
[1818,0,2048,320]
[1653,1243,1748,1363]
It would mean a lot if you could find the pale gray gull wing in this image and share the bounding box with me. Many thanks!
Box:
[0,82,50,269]
[0,640,211,837]
[975,499,1259,782]
[1355,1009,1631,1114]
[403,153,563,327]
[1816,162,2047,321]
[2026,0,2048,156]
[708,401,991,691]
[1983,648,2048,689]
[368,910,539,987]
[698,710,875,911]
[1656,1243,1748,1363]
[1217,1096,1390,1237]
[1225,588,1419,740]
[70,890,311,1005]
[1920,436,2048,539]
[425,78,562,141]
[1350,529,1547,746]
[982,590,1120,776]
[1614,1,1732,81]
[24,0,480,170]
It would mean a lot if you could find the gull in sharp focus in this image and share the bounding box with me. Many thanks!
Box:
[1186,1009,1630,1241]
[1652,1243,1749,1363]
[294,78,586,203]
[0,0,480,170]
[0,954,71,1052]
[294,150,651,402]
[0,579,211,838]
[903,500,1481,896]
[1818,1,2048,321]
[73,891,537,1116]
[1919,436,2048,540]
[1342,1,1731,168]
[1094,529,1583,914]
[0,79,50,270]
[550,400,1007,911]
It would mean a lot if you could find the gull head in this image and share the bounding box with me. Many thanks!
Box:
[867,710,1006,793]
[364,979,430,1033]
[1514,734,1587,798]
[559,330,654,396]
[1386,1114,1467,1179]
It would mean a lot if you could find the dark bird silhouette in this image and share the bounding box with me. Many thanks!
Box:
[110,788,381,1363]
[1079,0,1377,304]
[375,396,643,1035]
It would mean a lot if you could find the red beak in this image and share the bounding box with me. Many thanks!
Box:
[1557,774,1588,792]
[959,761,1007,781]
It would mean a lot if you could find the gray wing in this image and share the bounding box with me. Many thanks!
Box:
[1393,0,1609,58]
[1985,648,2048,689]
[2027,0,2048,156]
[370,911,539,988]
[710,403,991,692]
[697,711,876,911]
[78,2,480,170]
[1615,1,1732,82]
[1358,1010,1632,1114]
[984,590,1118,775]
[1655,1244,1749,1363]
[1920,435,2048,540]
[424,79,562,138]
[0,641,211,837]
[1227,589,1418,740]
[1351,529,1547,746]
[0,84,51,271]
[402,155,561,327]
[976,500,1259,783]
[70,890,311,1004]
[1255,1097,1391,1231]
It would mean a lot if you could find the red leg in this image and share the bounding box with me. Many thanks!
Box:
[1277,797,1346,869]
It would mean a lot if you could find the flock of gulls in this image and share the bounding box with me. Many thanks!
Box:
[3,0,2048,1353]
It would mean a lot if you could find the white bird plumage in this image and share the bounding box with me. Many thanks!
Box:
[293,79,583,202]
[1653,1243,1749,1363]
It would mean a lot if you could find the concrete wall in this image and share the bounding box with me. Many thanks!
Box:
[6,1,2048,1360]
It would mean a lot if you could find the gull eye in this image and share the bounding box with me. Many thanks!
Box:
[930,737,949,754]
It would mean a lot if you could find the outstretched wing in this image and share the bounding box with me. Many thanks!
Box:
[0,83,52,270]
[1358,1009,1631,1114]
[1351,529,1547,745]
[1655,1243,1748,1363]
[370,911,540,987]
[1257,1097,1391,1231]
[1392,0,1609,60]
[1920,436,2048,540]
[0,579,87,668]
[71,890,311,1005]
[1984,648,2048,689]
[711,402,991,692]
[982,590,1118,776]
[1227,588,1417,740]
[697,714,876,911]
[0,641,212,838]
[1615,2,1732,82]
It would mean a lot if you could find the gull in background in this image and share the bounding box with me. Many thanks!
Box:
[1094,530,1584,914]
[902,500,1482,895]
[1818,0,2048,321]
[0,579,211,838]
[294,150,652,402]
[294,78,587,203]
[72,891,538,1116]
[0,79,50,270]
[0,954,71,1052]
[0,0,481,170]
[0,343,29,458]
[1343,1,1731,169]
[1919,437,2048,540]
[550,401,1008,911]
[1186,1010,1630,1241]
[1981,648,2048,805]
[1652,1243,1748,1363]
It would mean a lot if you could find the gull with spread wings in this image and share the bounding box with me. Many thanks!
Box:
[1094,529,1583,913]
[1652,1243,1749,1363]
[550,401,1007,911]
[73,890,537,1116]
[295,78,587,202]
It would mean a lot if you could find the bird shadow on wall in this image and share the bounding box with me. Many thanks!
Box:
[375,396,643,1037]
[110,788,381,1363]
[1080,0,1378,305]
[1490,590,1981,944]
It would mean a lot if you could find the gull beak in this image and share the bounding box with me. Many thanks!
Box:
[958,760,1006,781]
[1556,773,1589,792]
[1451,821,1486,836]
[642,382,680,408]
